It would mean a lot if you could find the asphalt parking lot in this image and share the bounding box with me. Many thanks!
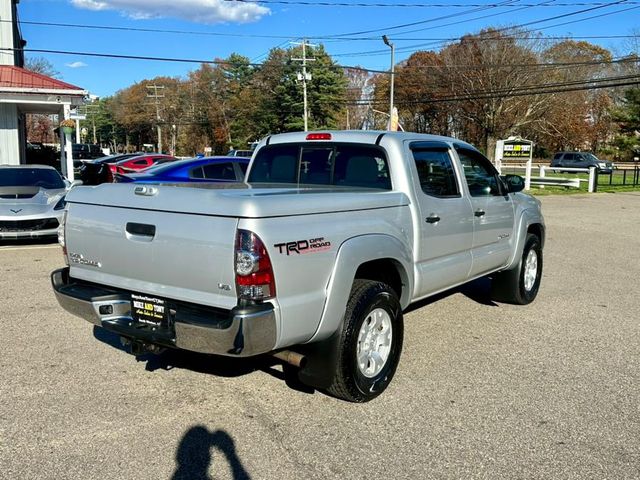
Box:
[1,193,639,480]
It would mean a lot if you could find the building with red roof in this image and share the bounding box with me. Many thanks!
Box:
[0,0,87,179]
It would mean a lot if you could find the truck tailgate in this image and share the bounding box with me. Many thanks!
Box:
[65,201,238,310]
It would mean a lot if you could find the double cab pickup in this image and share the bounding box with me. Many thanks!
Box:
[52,131,545,402]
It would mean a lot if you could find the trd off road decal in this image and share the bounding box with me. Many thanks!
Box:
[274,237,331,255]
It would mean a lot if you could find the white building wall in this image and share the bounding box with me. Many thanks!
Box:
[0,103,20,165]
[0,0,15,66]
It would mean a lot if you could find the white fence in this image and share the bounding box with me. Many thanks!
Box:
[499,164,598,193]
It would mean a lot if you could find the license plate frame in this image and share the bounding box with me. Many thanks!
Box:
[130,293,168,327]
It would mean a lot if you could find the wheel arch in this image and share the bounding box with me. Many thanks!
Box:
[306,234,413,344]
[505,209,545,271]
[354,258,409,305]
[527,222,545,249]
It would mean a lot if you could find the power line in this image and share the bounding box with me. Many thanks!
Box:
[2,46,391,74]
[324,0,520,38]
[342,80,640,106]
[380,35,640,41]
[5,46,637,77]
[432,73,640,98]
[332,1,637,57]
[224,0,640,7]
[11,18,638,43]
[10,19,297,40]
[401,80,640,103]
[368,0,560,39]
[345,71,640,101]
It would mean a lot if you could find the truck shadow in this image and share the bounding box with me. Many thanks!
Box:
[172,426,251,480]
[405,277,498,314]
[92,326,292,383]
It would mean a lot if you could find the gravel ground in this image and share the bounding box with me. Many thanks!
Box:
[0,192,639,480]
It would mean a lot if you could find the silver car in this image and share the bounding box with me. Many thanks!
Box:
[0,165,69,239]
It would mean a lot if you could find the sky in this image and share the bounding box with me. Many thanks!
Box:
[16,0,640,98]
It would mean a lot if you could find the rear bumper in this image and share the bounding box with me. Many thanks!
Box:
[51,267,277,357]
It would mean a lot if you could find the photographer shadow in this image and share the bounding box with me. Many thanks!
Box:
[172,426,250,480]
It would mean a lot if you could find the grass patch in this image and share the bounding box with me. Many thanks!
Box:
[500,166,640,195]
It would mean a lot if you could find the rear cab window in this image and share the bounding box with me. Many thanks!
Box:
[248,143,392,190]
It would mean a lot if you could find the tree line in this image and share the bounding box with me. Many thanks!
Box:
[27,28,640,160]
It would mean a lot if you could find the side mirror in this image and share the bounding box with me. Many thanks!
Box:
[502,174,525,193]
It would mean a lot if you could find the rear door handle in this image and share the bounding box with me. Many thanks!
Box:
[126,222,156,237]
[426,215,441,224]
[474,210,486,218]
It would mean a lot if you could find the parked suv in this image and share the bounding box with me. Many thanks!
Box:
[551,152,613,173]
[72,144,104,160]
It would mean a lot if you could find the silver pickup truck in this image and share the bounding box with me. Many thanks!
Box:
[52,131,544,402]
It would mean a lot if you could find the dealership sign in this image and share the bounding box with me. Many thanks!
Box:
[502,140,532,159]
[494,137,534,190]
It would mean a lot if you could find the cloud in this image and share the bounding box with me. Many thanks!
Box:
[71,0,270,24]
[65,61,88,68]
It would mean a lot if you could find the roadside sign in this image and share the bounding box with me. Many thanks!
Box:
[495,137,534,191]
[503,140,532,159]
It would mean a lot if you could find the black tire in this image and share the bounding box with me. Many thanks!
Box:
[491,233,543,305]
[326,280,403,403]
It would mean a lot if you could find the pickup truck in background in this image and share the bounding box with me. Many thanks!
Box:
[52,131,545,402]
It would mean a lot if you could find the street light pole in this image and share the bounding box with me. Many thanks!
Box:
[382,35,395,130]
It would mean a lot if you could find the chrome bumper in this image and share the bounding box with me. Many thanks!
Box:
[51,268,277,357]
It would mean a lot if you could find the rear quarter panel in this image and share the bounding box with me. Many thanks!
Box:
[240,204,413,348]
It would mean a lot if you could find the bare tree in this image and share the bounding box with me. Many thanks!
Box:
[438,29,550,158]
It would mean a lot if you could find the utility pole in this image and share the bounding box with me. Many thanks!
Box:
[147,84,165,153]
[292,39,316,132]
[382,35,395,131]
[84,104,99,144]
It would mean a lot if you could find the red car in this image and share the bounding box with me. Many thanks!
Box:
[109,154,177,175]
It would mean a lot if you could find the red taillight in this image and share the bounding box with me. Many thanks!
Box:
[306,133,332,141]
[109,164,117,173]
[235,229,276,301]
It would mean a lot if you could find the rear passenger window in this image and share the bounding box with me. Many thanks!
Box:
[411,147,459,198]
[190,167,204,179]
[202,162,236,180]
[248,144,391,190]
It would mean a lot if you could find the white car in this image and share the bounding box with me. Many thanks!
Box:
[0,165,70,239]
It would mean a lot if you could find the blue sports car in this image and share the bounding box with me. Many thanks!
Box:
[115,156,249,184]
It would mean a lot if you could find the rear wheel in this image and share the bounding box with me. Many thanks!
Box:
[491,233,542,305]
[326,280,403,402]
